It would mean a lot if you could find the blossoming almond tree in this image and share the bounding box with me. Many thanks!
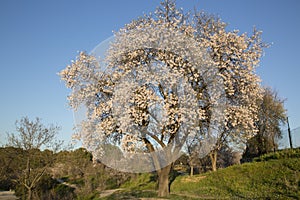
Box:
[60,0,264,196]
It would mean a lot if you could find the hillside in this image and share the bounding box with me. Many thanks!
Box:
[1,147,299,199]
[102,149,300,199]
[171,157,300,199]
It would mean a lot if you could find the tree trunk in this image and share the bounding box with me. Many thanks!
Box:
[210,150,218,172]
[190,165,194,176]
[26,157,32,200]
[27,188,32,200]
[157,164,172,197]
[272,136,276,153]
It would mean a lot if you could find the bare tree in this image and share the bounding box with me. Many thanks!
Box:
[7,117,62,200]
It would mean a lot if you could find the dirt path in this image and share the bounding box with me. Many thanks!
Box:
[0,191,17,200]
[56,178,78,189]
[98,189,170,199]
[171,191,215,199]
[99,188,124,198]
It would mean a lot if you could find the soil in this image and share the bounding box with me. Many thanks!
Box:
[0,191,17,200]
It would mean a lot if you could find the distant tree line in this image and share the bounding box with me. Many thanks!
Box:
[1,117,133,200]
[0,145,134,200]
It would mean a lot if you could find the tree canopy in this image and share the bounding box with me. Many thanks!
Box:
[60,0,265,196]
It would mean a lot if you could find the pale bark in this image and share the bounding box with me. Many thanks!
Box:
[210,150,218,172]
[27,189,32,200]
[157,164,172,197]
[190,165,194,176]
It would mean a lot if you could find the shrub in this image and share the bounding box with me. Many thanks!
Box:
[254,148,300,162]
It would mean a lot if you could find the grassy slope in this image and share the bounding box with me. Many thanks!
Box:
[101,150,300,199]
[171,158,300,199]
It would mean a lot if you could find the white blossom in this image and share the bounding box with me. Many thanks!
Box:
[59,2,264,172]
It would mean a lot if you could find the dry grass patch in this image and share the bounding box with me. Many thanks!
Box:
[181,175,207,183]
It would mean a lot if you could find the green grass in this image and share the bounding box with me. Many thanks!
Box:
[100,190,158,200]
[171,158,300,199]
[100,149,300,199]
[121,173,157,191]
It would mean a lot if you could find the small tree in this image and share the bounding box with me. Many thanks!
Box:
[7,117,61,200]
[193,12,265,171]
[242,88,286,161]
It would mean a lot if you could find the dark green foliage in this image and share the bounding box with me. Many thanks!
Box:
[100,190,157,200]
[0,147,26,190]
[2,145,300,199]
[105,177,119,189]
[0,147,89,199]
[121,173,157,191]
[242,134,274,162]
[242,88,287,162]
[53,147,132,197]
[15,173,76,200]
[53,184,76,199]
[254,147,300,162]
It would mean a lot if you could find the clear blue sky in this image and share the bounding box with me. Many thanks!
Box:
[1,0,299,146]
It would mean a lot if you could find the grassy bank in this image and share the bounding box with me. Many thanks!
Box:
[102,149,300,199]
[171,158,300,199]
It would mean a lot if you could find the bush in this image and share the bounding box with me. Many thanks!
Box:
[121,173,157,190]
[254,148,300,162]
[14,174,76,200]
[53,184,76,199]
[76,192,99,200]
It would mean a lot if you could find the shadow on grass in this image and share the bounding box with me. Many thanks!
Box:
[100,189,204,200]
[100,189,157,200]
